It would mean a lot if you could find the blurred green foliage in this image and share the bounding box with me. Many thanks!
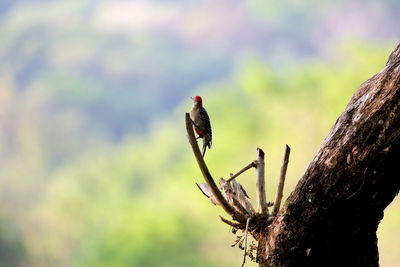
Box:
[3,43,398,267]
[0,1,399,266]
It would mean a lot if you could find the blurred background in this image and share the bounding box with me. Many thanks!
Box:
[0,0,399,266]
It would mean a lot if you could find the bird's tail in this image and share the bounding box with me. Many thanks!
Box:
[202,139,211,157]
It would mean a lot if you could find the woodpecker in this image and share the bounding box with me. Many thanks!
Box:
[190,95,212,157]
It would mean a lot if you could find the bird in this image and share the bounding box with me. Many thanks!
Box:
[190,95,212,157]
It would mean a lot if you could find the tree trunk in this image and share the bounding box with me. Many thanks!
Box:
[259,43,400,267]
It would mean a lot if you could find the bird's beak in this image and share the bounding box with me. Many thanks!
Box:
[190,96,194,100]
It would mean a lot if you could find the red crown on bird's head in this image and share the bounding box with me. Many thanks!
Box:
[192,95,203,106]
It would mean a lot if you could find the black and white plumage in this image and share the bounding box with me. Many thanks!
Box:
[190,95,212,157]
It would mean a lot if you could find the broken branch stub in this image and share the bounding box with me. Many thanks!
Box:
[256,148,268,215]
[272,144,291,216]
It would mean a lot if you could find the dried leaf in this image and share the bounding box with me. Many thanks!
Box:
[196,183,219,205]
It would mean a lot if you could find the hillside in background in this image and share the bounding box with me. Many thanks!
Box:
[0,1,399,266]
[1,0,399,141]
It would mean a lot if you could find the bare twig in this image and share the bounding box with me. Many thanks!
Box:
[220,216,244,229]
[256,148,268,214]
[241,217,251,267]
[231,179,256,216]
[272,144,291,216]
[227,161,257,183]
[185,113,237,217]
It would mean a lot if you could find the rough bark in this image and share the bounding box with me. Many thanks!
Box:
[260,43,400,267]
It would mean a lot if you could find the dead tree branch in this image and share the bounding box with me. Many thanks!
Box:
[241,217,251,267]
[256,148,268,215]
[272,144,291,216]
[185,113,239,218]
[227,161,257,183]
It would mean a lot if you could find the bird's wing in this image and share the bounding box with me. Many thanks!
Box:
[199,107,212,141]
